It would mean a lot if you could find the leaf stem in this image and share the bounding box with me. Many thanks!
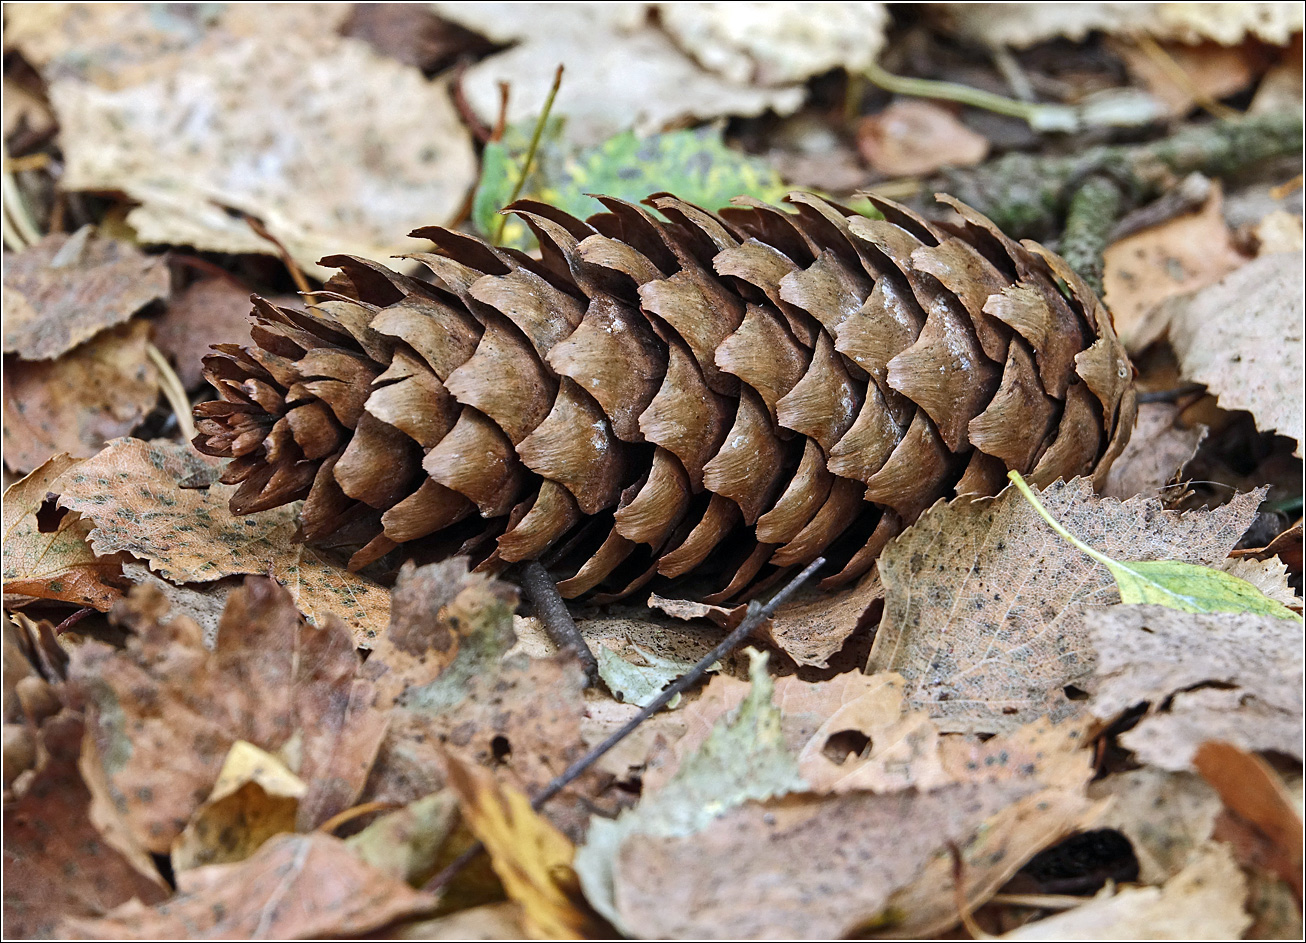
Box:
[865,60,1076,131]
[493,64,564,245]
[1006,471,1117,571]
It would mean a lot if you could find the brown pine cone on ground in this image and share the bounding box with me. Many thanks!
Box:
[193,192,1136,602]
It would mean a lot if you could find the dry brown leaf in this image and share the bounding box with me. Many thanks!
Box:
[2,229,170,361]
[1001,842,1251,940]
[1217,556,1301,610]
[69,578,387,853]
[3,320,160,475]
[2,453,131,610]
[1194,741,1304,900]
[390,902,528,940]
[62,831,439,939]
[865,478,1263,734]
[1099,401,1207,501]
[857,100,989,176]
[2,712,168,938]
[429,3,805,147]
[150,279,277,391]
[1113,39,1259,118]
[119,562,238,650]
[1088,604,1304,769]
[47,22,476,276]
[1102,185,1249,350]
[1166,251,1305,455]
[1089,768,1223,883]
[53,437,389,644]
[170,740,306,873]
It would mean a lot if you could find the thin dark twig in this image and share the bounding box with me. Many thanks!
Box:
[53,607,94,635]
[520,559,597,685]
[451,59,493,144]
[493,63,563,244]
[423,556,827,893]
[1135,383,1206,404]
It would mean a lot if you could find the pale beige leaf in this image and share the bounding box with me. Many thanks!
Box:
[866,479,1262,734]
[1087,604,1304,769]
[1001,842,1250,940]
[1088,769,1222,883]
[1099,402,1206,501]
[1167,251,1305,455]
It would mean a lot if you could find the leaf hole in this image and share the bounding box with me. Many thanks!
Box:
[490,735,511,763]
[36,497,68,533]
[1063,684,1090,702]
[822,730,871,765]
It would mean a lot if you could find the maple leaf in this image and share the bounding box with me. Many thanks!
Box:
[52,437,389,644]
[866,477,1263,733]
[2,453,130,610]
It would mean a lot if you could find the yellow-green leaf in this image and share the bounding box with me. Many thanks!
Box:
[1008,471,1302,622]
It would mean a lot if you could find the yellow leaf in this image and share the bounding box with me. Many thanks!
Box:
[443,754,597,940]
[1009,471,1302,622]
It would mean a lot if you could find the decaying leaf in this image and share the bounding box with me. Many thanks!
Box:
[593,642,700,708]
[866,478,1263,733]
[1010,470,1300,620]
[1100,401,1207,501]
[62,832,439,940]
[429,3,805,148]
[2,453,130,610]
[3,712,168,939]
[49,25,476,275]
[2,320,160,475]
[1001,842,1251,940]
[389,902,528,940]
[150,278,284,391]
[2,228,170,360]
[1102,186,1249,350]
[53,438,389,643]
[69,578,387,853]
[1089,768,1223,883]
[445,754,600,939]
[171,740,307,872]
[1088,604,1304,769]
[857,100,989,176]
[1167,251,1305,455]
[344,791,461,887]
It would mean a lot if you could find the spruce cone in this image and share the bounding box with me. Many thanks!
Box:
[193,192,1135,601]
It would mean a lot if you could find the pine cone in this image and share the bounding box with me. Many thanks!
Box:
[193,192,1135,601]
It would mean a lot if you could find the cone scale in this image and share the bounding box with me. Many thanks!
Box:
[194,192,1136,601]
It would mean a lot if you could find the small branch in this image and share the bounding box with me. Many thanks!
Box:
[493,63,563,244]
[519,559,597,685]
[424,556,827,894]
[1058,175,1124,297]
[865,60,1075,130]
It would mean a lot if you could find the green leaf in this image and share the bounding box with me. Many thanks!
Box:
[1008,471,1302,622]
[473,123,791,249]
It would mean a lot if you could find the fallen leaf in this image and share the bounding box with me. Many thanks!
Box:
[445,754,600,939]
[1001,842,1251,940]
[2,228,170,360]
[1113,39,1259,118]
[655,1,887,85]
[934,2,1303,47]
[1010,469,1299,620]
[866,478,1263,733]
[1089,768,1223,883]
[1100,401,1207,501]
[1194,740,1304,900]
[119,561,238,649]
[2,453,130,610]
[1166,251,1305,455]
[3,320,160,475]
[171,740,306,872]
[3,712,168,938]
[53,437,390,644]
[1217,556,1301,612]
[857,100,989,176]
[69,578,387,853]
[1253,208,1306,255]
[1087,604,1304,769]
[594,642,699,708]
[1102,185,1249,350]
[344,791,461,887]
[1229,520,1302,575]
[762,567,884,668]
[49,25,476,276]
[63,832,439,939]
[430,2,805,148]
[390,902,527,940]
[474,125,790,251]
